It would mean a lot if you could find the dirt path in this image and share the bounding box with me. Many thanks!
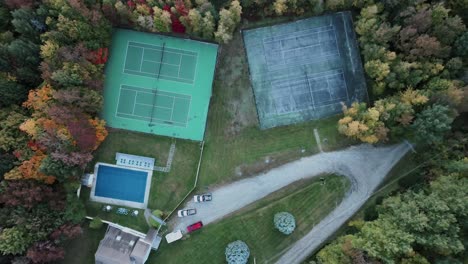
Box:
[173,143,409,262]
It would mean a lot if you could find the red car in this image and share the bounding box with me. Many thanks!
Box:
[187,221,203,233]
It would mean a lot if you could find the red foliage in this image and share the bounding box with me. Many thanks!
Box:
[175,0,189,16]
[162,4,186,33]
[50,151,93,168]
[67,118,97,151]
[0,180,61,209]
[172,17,186,33]
[4,0,34,9]
[127,0,136,9]
[27,241,65,264]
[50,224,82,241]
[89,48,108,65]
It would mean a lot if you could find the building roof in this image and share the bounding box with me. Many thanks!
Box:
[115,152,155,171]
[95,226,151,264]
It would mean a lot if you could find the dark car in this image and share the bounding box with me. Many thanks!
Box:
[187,221,203,232]
[193,193,212,202]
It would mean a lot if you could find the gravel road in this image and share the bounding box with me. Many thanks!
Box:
[173,143,409,263]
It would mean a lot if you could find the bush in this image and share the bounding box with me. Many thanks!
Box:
[89,217,103,229]
[274,212,296,235]
[225,240,250,264]
[149,210,164,228]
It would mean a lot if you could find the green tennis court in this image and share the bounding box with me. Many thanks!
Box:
[124,41,197,84]
[102,29,218,141]
[117,85,191,127]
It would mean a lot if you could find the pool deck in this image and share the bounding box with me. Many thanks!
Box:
[90,162,153,209]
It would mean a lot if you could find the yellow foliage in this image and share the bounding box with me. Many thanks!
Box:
[400,88,428,105]
[273,0,288,15]
[41,40,59,60]
[367,108,380,121]
[338,116,353,125]
[4,167,22,180]
[361,134,379,144]
[19,119,38,138]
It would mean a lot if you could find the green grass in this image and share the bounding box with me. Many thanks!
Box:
[149,175,350,264]
[80,187,149,233]
[59,225,106,264]
[89,129,201,212]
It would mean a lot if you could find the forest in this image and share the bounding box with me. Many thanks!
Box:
[0,0,466,263]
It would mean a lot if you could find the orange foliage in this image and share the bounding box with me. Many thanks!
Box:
[23,84,55,112]
[4,151,56,184]
[89,118,108,150]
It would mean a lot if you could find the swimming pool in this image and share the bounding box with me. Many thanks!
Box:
[91,163,152,208]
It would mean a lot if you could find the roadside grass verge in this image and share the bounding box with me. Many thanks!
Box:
[149,175,350,264]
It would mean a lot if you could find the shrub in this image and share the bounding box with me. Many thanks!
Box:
[149,210,164,228]
[225,240,250,264]
[274,212,296,235]
[89,217,103,229]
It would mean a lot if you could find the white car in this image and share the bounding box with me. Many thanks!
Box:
[194,193,212,202]
[177,208,196,217]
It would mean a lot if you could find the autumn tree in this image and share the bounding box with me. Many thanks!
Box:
[214,0,242,44]
[0,105,29,152]
[201,11,215,39]
[0,227,32,255]
[153,7,172,32]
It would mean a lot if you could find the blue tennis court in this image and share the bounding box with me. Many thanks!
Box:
[94,164,149,204]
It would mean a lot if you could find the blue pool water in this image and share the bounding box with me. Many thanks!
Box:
[94,165,148,203]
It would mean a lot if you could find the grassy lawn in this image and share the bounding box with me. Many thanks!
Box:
[149,174,350,264]
[59,225,106,264]
[89,129,201,212]
[80,187,149,233]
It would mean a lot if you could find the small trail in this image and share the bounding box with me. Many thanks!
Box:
[172,143,410,263]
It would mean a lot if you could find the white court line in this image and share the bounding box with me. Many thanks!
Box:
[271,72,344,87]
[305,76,316,110]
[267,53,340,72]
[132,91,138,114]
[122,88,179,101]
[122,40,130,75]
[120,84,192,98]
[128,44,197,58]
[117,112,187,126]
[139,47,145,71]
[332,26,341,58]
[177,54,182,78]
[263,26,334,44]
[325,78,333,101]
[115,85,124,116]
[124,69,194,83]
[257,70,345,90]
[341,12,355,73]
[191,54,199,86]
[183,98,192,125]
[135,102,173,110]
[142,59,179,67]
[170,97,176,121]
